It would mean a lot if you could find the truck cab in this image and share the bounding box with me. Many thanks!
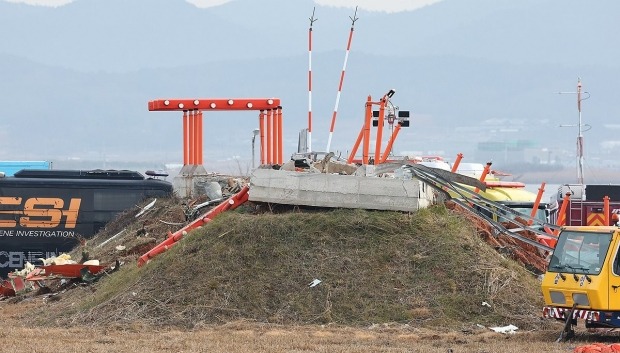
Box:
[542,226,620,329]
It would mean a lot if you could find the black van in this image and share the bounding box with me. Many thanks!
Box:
[0,169,173,277]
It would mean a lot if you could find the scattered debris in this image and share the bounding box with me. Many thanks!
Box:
[185,198,224,221]
[50,253,76,266]
[97,230,126,248]
[26,264,106,281]
[12,262,35,277]
[309,279,322,288]
[289,152,357,175]
[136,199,157,218]
[0,250,112,298]
[489,324,518,334]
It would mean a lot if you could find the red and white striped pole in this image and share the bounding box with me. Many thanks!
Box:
[308,8,317,153]
[326,7,358,152]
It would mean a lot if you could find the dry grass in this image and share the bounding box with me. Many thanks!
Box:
[0,301,600,353]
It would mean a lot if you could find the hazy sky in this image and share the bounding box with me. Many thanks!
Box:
[4,0,444,12]
[3,0,619,174]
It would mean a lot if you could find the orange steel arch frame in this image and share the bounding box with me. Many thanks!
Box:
[347,93,394,165]
[148,98,283,166]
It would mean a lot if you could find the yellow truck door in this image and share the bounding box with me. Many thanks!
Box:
[608,231,620,311]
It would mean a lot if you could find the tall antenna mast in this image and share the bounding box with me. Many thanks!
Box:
[577,79,584,185]
[307,8,317,153]
[325,6,358,152]
[559,77,590,185]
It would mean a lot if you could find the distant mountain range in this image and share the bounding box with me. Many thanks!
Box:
[1,0,620,176]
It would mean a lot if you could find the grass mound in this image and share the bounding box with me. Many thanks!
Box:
[29,205,544,330]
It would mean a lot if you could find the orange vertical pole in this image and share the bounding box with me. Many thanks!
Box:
[192,110,198,165]
[274,108,279,164]
[362,96,372,165]
[198,111,203,165]
[274,108,279,165]
[189,110,195,165]
[528,182,546,225]
[188,110,193,165]
[190,110,195,165]
[348,127,364,164]
[379,124,401,164]
[182,110,188,165]
[271,109,276,164]
[277,107,283,164]
[473,162,492,194]
[556,192,571,229]
[194,110,200,165]
[273,108,279,164]
[604,196,610,226]
[277,108,282,164]
[258,110,265,165]
[189,110,193,165]
[374,97,386,163]
[266,110,273,164]
[451,153,463,173]
[259,111,266,165]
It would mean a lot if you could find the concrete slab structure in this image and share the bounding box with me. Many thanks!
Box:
[249,169,438,212]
